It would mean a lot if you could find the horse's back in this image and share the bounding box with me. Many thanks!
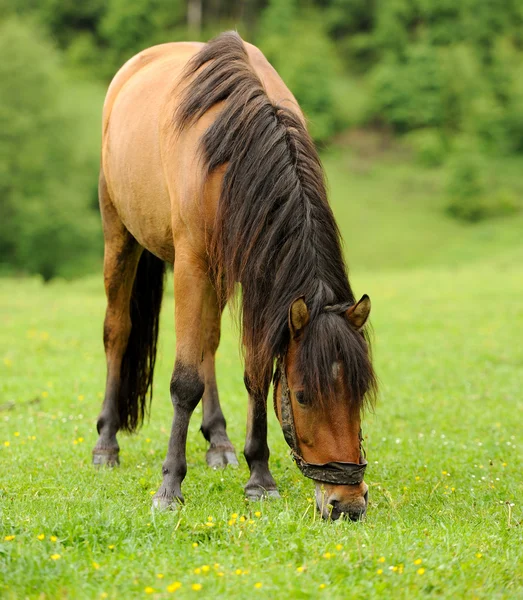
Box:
[101,37,301,263]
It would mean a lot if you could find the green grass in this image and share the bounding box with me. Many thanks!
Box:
[324,148,523,272]
[2,147,523,598]
[1,248,523,598]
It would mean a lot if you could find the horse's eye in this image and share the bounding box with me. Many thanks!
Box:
[295,391,306,405]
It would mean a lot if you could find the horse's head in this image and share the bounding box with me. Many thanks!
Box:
[274,295,375,521]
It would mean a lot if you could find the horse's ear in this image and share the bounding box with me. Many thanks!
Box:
[289,297,310,339]
[345,295,371,331]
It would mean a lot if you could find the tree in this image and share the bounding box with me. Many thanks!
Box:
[0,18,100,279]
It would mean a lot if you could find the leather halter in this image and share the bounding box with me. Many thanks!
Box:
[274,357,367,486]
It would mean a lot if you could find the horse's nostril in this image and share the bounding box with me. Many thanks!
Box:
[328,500,342,520]
[363,489,369,507]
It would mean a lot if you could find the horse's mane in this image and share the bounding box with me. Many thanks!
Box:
[175,31,376,410]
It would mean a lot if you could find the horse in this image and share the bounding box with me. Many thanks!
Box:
[92,31,377,521]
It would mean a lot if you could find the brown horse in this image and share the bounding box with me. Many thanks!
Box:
[92,31,377,521]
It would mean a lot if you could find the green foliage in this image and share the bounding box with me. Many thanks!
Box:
[1,249,523,596]
[370,45,444,131]
[445,147,520,222]
[404,129,447,167]
[258,1,345,142]
[0,18,101,280]
[98,0,186,78]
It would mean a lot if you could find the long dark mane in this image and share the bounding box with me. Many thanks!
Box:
[175,31,376,409]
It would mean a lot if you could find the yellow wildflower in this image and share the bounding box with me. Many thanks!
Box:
[194,568,201,575]
[50,536,57,542]
[37,534,45,541]
[4,441,10,447]
[254,511,261,518]
[414,559,422,565]
[191,583,202,591]
[50,554,61,560]
[254,582,263,589]
[377,569,383,575]
[476,553,482,559]
[231,513,238,519]
[4,535,15,541]
[319,584,326,589]
[167,582,182,592]
[235,569,242,575]
[378,556,385,563]
[92,562,100,570]
[108,544,115,550]
[14,432,20,437]
[201,565,210,573]
[417,568,425,575]
[335,544,343,551]
[157,573,164,579]
[144,587,154,594]
[42,391,49,398]
[296,566,304,573]
[192,542,198,548]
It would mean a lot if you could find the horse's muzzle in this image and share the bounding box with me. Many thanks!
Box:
[315,482,369,521]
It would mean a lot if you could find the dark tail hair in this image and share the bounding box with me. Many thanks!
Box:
[118,249,165,432]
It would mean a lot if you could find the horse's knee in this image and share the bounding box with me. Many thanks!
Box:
[170,362,204,411]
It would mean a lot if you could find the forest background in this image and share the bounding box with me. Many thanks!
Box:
[2,0,523,279]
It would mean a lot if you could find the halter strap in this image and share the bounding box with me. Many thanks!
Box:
[275,358,367,486]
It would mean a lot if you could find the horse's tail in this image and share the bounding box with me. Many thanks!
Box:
[118,249,165,433]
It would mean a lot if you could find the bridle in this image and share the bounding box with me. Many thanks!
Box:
[274,357,367,486]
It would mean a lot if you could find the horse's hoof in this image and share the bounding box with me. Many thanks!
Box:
[152,491,184,511]
[92,448,120,467]
[245,487,281,501]
[206,446,239,469]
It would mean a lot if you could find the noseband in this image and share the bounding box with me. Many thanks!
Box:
[274,358,367,486]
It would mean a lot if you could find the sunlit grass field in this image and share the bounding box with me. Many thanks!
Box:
[1,156,523,598]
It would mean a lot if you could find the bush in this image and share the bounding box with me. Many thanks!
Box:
[257,1,346,142]
[0,18,101,280]
[445,148,520,222]
[404,129,447,167]
[445,150,487,222]
[370,44,445,132]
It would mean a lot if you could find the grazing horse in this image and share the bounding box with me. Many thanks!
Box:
[92,31,377,520]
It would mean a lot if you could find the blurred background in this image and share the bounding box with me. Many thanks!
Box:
[1,0,523,280]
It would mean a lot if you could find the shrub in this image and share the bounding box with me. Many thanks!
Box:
[445,148,520,222]
[404,129,447,167]
[257,1,345,142]
[0,18,101,280]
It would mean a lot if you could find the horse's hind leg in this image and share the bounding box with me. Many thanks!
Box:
[92,173,141,466]
[200,290,238,468]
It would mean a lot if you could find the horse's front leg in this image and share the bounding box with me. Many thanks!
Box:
[152,253,207,509]
[243,372,280,500]
[200,289,238,468]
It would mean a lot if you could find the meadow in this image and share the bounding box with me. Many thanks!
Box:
[1,152,523,598]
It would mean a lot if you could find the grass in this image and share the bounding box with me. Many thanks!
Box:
[1,151,523,598]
